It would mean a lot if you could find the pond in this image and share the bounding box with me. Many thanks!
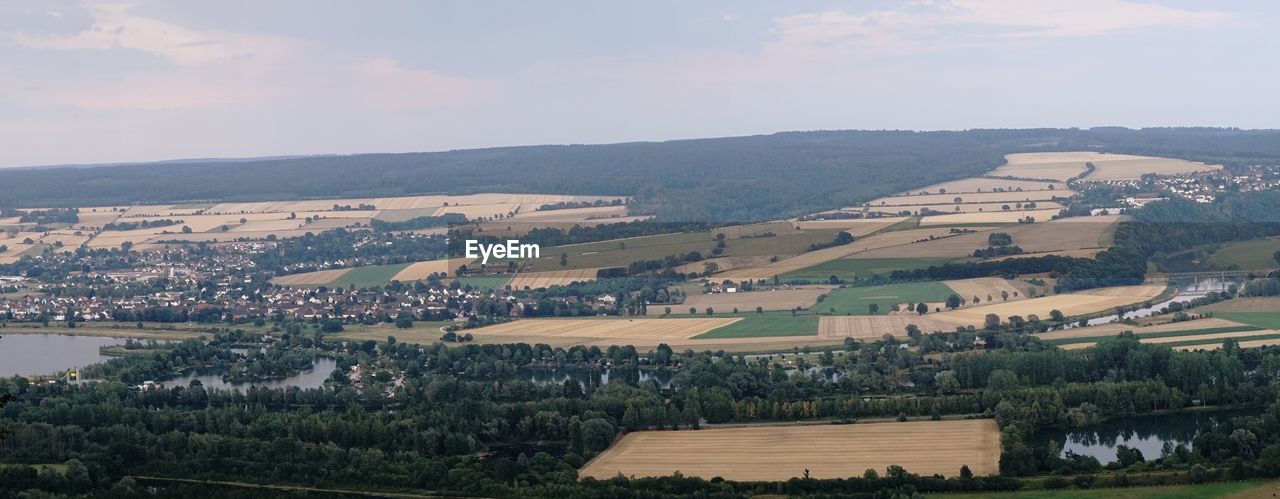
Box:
[516,367,676,389]
[1034,408,1256,464]
[0,334,124,377]
[159,357,338,391]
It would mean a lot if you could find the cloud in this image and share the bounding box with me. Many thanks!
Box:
[769,0,1230,56]
[6,2,490,111]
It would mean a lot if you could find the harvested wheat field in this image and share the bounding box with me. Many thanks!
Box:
[468,318,741,342]
[270,269,353,286]
[678,287,833,313]
[944,278,1034,303]
[988,152,1220,182]
[855,216,1120,259]
[711,221,801,240]
[819,315,965,339]
[1200,297,1280,313]
[1176,337,1280,351]
[869,202,1063,216]
[868,190,1068,207]
[932,285,1168,327]
[508,268,602,289]
[898,177,1068,195]
[671,256,774,275]
[918,208,1062,226]
[390,259,464,281]
[1036,317,1249,342]
[718,228,961,280]
[794,217,905,234]
[579,419,1000,481]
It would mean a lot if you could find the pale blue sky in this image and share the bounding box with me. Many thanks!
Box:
[1,1,1276,167]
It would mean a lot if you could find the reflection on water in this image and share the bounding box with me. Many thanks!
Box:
[1034,409,1255,463]
[159,357,337,390]
[517,367,675,389]
[0,334,124,377]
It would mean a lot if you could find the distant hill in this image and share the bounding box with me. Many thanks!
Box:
[2,128,1279,221]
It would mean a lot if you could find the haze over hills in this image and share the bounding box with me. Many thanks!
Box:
[4,127,1280,222]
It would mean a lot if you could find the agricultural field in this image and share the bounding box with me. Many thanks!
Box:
[677,287,833,312]
[9,192,626,254]
[391,259,465,281]
[1205,237,1280,270]
[818,315,965,338]
[507,268,601,289]
[817,282,956,315]
[327,263,412,289]
[793,217,906,235]
[466,317,742,345]
[783,257,955,280]
[866,190,1068,207]
[853,215,1121,259]
[917,208,1062,225]
[721,227,961,280]
[692,315,820,338]
[896,177,1068,195]
[579,419,1000,481]
[868,201,1063,216]
[269,268,353,287]
[986,151,1220,182]
[931,285,1168,328]
[452,275,514,290]
[944,277,1037,304]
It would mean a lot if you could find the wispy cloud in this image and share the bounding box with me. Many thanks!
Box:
[770,0,1230,56]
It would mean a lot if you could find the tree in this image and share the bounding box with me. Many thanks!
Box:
[984,313,1001,330]
[945,294,962,309]
[1049,309,1065,322]
[756,306,763,315]
[1001,290,1010,301]
[959,465,973,479]
[1274,249,1280,268]
[559,253,568,267]
[868,303,880,314]
[394,312,413,329]
[988,232,1013,247]
[915,302,929,315]
[935,370,960,393]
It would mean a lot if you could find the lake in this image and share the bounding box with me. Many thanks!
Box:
[1034,408,1256,464]
[159,357,338,390]
[0,333,124,377]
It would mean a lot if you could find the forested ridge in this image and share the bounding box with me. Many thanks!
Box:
[4,128,1280,221]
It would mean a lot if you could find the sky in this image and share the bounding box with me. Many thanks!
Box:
[1,0,1277,167]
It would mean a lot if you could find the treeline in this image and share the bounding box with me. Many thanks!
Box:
[101,218,183,231]
[368,213,467,232]
[12,128,1280,221]
[449,220,715,254]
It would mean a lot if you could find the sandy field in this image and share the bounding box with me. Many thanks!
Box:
[818,315,966,338]
[579,419,1001,480]
[931,285,1168,327]
[1085,158,1222,181]
[507,268,602,289]
[270,268,353,286]
[918,208,1063,226]
[898,177,1069,196]
[677,287,834,313]
[468,318,741,342]
[389,259,464,281]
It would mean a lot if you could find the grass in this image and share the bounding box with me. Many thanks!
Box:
[453,275,513,290]
[945,479,1277,498]
[816,282,956,315]
[333,321,456,344]
[1044,326,1264,346]
[327,263,410,289]
[1215,312,1280,330]
[783,257,955,280]
[693,316,819,338]
[1206,238,1280,270]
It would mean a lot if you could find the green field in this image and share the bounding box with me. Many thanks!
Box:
[693,316,818,339]
[1164,333,1280,349]
[784,257,954,280]
[1044,326,1264,346]
[1207,238,1280,270]
[1215,312,1280,330]
[815,282,956,315]
[327,263,410,289]
[943,479,1276,499]
[453,275,513,290]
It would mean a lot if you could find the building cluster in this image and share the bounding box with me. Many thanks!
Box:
[1079,164,1280,205]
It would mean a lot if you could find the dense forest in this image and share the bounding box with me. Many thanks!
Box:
[5,128,1280,221]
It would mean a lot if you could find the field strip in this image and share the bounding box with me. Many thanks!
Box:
[930,285,1167,328]
[819,315,965,338]
[676,288,832,312]
[507,268,601,289]
[270,268,353,286]
[944,278,1027,303]
[1037,318,1256,342]
[390,259,461,280]
[718,228,959,280]
[579,419,1000,481]
[468,318,742,341]
[1175,336,1280,351]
